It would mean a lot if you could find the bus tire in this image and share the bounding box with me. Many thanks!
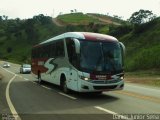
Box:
[61,75,69,94]
[38,72,42,84]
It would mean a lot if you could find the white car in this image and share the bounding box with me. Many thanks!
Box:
[3,62,10,68]
[20,64,31,74]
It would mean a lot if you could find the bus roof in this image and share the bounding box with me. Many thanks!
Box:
[34,32,118,47]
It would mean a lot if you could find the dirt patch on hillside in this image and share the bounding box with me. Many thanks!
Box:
[52,18,65,26]
[87,14,121,26]
[53,18,90,26]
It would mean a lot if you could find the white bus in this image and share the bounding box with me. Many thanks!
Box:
[31,32,125,93]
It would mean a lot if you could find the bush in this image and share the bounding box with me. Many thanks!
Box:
[133,18,157,34]
[109,25,133,37]
[125,45,160,71]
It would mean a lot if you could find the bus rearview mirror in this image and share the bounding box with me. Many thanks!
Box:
[119,42,125,55]
[73,38,80,54]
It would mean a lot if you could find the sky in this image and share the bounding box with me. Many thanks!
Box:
[0,0,160,20]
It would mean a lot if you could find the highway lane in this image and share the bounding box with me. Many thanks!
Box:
[0,61,160,120]
[123,83,160,99]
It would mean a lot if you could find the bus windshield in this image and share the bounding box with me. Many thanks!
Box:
[80,40,123,74]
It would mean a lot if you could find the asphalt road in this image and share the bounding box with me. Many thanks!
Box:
[0,61,160,120]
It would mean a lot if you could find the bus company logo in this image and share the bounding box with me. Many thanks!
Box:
[44,58,58,74]
[96,75,106,80]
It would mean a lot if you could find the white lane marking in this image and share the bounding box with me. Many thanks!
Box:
[6,75,22,120]
[95,106,117,114]
[41,85,52,90]
[95,106,131,120]
[24,78,29,81]
[58,92,77,100]
[0,66,22,120]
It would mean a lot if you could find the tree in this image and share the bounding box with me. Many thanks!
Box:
[70,10,74,13]
[0,16,2,21]
[128,9,156,25]
[2,15,8,20]
[113,15,122,19]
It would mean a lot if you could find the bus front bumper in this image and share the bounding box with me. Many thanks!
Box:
[79,79,124,92]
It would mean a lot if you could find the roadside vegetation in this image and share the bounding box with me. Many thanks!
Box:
[125,71,160,87]
[108,10,160,72]
[120,18,160,71]
[0,14,66,63]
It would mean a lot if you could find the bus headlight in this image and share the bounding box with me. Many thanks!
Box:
[79,75,90,81]
[120,76,124,80]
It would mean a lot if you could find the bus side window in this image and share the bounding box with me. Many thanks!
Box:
[55,40,65,57]
[50,43,56,57]
[66,38,77,67]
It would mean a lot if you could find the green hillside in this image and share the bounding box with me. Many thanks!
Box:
[57,12,99,25]
[56,12,123,26]
[119,18,160,71]
[0,14,66,63]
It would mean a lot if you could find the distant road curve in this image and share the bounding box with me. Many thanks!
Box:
[87,14,121,26]
[52,18,64,27]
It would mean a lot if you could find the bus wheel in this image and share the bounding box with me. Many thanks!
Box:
[38,72,42,84]
[61,78,69,94]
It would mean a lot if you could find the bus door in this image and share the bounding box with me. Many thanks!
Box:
[66,38,79,90]
[68,67,78,90]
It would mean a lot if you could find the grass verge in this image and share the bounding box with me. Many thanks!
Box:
[125,70,160,87]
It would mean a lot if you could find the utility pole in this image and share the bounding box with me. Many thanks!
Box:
[52,8,54,18]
